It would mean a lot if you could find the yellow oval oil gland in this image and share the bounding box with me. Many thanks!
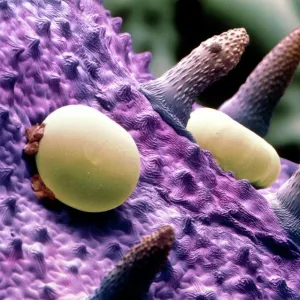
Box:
[35,105,140,212]
[187,108,280,188]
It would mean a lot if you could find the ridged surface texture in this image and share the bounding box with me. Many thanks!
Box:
[140,28,249,128]
[0,0,300,299]
[220,27,300,137]
[90,225,175,300]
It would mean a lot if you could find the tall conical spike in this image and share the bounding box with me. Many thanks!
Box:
[271,166,300,244]
[89,225,175,300]
[220,27,300,137]
[140,28,249,140]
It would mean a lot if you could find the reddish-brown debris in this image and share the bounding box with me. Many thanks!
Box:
[31,174,56,200]
[24,123,46,156]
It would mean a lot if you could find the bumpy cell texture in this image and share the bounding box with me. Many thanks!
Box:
[1,0,300,299]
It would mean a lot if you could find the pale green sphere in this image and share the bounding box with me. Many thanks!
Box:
[187,108,280,188]
[36,105,140,212]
